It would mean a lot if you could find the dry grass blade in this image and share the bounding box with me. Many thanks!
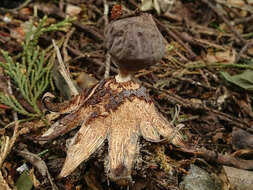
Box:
[0,170,12,190]
[201,0,246,44]
[0,122,19,168]
[52,40,79,97]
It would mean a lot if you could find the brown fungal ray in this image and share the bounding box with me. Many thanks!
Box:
[40,83,102,141]
[43,92,85,114]
[141,113,184,146]
[105,13,165,72]
[59,117,109,178]
[107,101,139,183]
[43,83,100,114]
[139,121,161,142]
[139,102,181,143]
[106,96,183,183]
[151,112,183,145]
[40,107,93,141]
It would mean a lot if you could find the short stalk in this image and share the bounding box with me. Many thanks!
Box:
[115,69,132,83]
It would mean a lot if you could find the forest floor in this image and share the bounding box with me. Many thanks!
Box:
[0,0,253,190]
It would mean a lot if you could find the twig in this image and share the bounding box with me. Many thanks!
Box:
[67,46,117,73]
[0,171,11,190]
[172,76,216,90]
[199,69,211,88]
[143,81,253,134]
[196,150,253,170]
[201,0,246,45]
[154,17,197,59]
[178,148,253,171]
[0,122,19,168]
[7,79,18,121]
[236,41,253,62]
[103,0,111,78]
[103,0,109,26]
[127,0,139,8]
[34,3,104,43]
[186,61,253,70]
[59,0,64,12]
[89,4,103,16]
[63,27,76,71]
[216,0,253,14]
[104,53,111,78]
[0,0,32,12]
[52,40,79,96]
[233,15,253,25]
[0,79,20,168]
[16,149,59,190]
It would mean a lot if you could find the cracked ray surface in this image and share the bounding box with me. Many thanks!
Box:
[41,77,183,184]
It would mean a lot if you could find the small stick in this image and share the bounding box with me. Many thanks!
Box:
[0,170,11,190]
[63,27,76,71]
[196,150,253,170]
[236,41,253,62]
[233,15,253,25]
[16,149,59,190]
[0,80,19,168]
[52,39,79,96]
[7,79,18,121]
[67,46,117,73]
[34,3,104,42]
[0,0,32,12]
[103,0,111,78]
[104,53,111,78]
[103,0,109,26]
[199,69,211,88]
[172,76,215,90]
[143,81,253,134]
[177,147,253,171]
[201,0,246,45]
[154,17,197,59]
[216,0,253,13]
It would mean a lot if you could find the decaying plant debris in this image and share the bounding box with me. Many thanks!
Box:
[0,0,253,189]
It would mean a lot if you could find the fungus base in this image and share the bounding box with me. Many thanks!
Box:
[41,77,183,184]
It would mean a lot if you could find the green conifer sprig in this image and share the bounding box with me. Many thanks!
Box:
[0,16,71,119]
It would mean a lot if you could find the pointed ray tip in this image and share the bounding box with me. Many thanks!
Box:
[59,167,70,178]
[109,174,132,186]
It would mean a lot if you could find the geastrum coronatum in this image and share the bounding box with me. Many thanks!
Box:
[40,13,183,184]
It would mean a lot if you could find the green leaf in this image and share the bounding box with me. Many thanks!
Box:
[16,171,33,190]
[220,70,253,91]
[0,16,71,122]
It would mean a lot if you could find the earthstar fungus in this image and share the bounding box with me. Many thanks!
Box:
[41,13,183,184]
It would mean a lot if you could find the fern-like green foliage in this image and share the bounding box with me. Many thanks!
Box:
[0,16,71,119]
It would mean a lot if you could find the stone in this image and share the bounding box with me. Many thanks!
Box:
[179,165,222,190]
[223,166,253,190]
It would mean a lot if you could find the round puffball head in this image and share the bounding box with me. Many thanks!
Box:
[105,13,165,72]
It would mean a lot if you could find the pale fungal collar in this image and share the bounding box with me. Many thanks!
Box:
[115,73,132,83]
